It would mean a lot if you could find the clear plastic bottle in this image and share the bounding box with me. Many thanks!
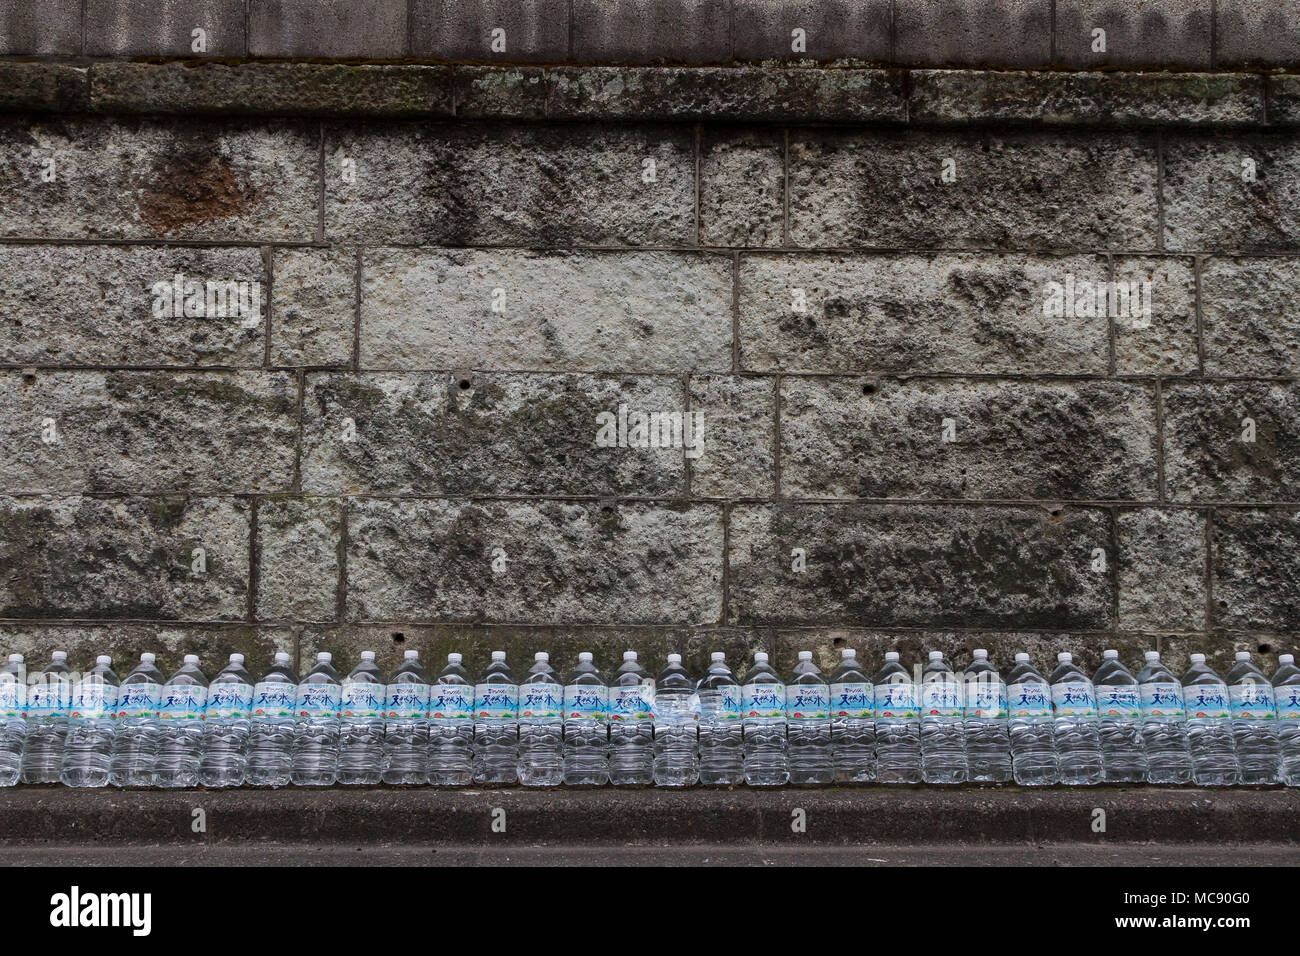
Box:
[1136,650,1192,785]
[21,650,71,784]
[1226,651,1281,785]
[1271,654,1300,787]
[338,650,384,786]
[110,652,164,788]
[384,650,431,785]
[1049,652,1103,786]
[247,651,298,788]
[1181,653,1240,786]
[963,649,1011,783]
[874,651,921,784]
[829,649,875,784]
[653,654,699,787]
[61,655,119,788]
[741,651,788,787]
[1093,649,1148,783]
[518,652,563,787]
[429,653,474,786]
[1006,653,1058,786]
[563,652,609,786]
[786,651,831,786]
[696,652,743,786]
[473,651,519,785]
[920,651,967,784]
[0,655,25,787]
[200,653,254,788]
[155,655,209,788]
[291,652,341,787]
[608,651,654,786]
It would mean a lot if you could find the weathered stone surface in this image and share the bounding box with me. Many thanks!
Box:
[256,498,341,623]
[688,375,775,498]
[1211,509,1300,631]
[0,0,82,55]
[1163,133,1300,252]
[248,0,407,58]
[1117,508,1207,632]
[0,245,265,368]
[570,0,731,64]
[0,623,286,676]
[779,378,1158,501]
[894,0,1051,67]
[1163,383,1300,503]
[412,0,569,62]
[699,129,784,248]
[910,70,1264,127]
[325,123,694,246]
[727,503,1114,628]
[737,253,1111,374]
[301,372,687,496]
[1112,257,1198,375]
[1201,257,1300,376]
[270,248,355,368]
[0,496,251,620]
[452,67,546,119]
[731,0,891,62]
[788,129,1158,250]
[345,499,724,624]
[0,118,319,242]
[0,371,298,494]
[1157,635,1299,676]
[90,62,453,118]
[1054,0,1212,70]
[359,249,732,372]
[84,0,247,57]
[1215,0,1300,68]
[0,63,88,113]
[1264,76,1300,127]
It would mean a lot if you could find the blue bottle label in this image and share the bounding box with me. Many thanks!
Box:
[1229,682,1276,720]
[159,685,207,720]
[830,681,873,718]
[252,680,296,718]
[1139,681,1184,718]
[921,680,963,718]
[341,682,383,718]
[1096,685,1141,720]
[1007,682,1053,718]
[785,684,830,718]
[875,682,918,718]
[69,680,118,721]
[0,678,24,717]
[26,680,70,717]
[609,684,654,721]
[430,684,473,720]
[384,683,430,719]
[294,683,340,718]
[1050,681,1097,717]
[116,682,160,719]
[741,682,785,718]
[206,682,253,719]
[474,683,518,719]
[1184,683,1230,720]
[564,684,607,720]
[719,684,742,718]
[1276,686,1300,721]
[519,682,562,719]
[964,680,1008,719]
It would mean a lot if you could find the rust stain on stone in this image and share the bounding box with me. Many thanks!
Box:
[138,150,261,235]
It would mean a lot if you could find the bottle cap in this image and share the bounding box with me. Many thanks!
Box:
[1190,653,1206,664]
[1145,651,1160,661]
[273,651,290,664]
[710,652,725,662]
[1057,652,1072,662]
[885,651,899,662]
[52,651,68,661]
[1103,649,1118,659]
[1014,653,1029,663]
[798,650,812,661]
[928,651,942,661]
[361,651,376,661]
[230,653,244,664]
[841,648,856,659]
[535,652,548,661]
[667,653,682,664]
[183,654,198,664]
[141,652,155,664]
[754,652,769,663]
[972,649,988,660]
[1236,651,1250,661]
[8,654,22,663]
[448,653,463,664]
[316,652,331,663]
[623,651,637,661]
[1282,654,1295,665]
[96,655,111,665]
[491,651,506,662]
[405,650,419,661]
[579,652,593,662]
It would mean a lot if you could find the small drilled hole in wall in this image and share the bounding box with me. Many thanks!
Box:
[861,384,876,396]
[832,637,845,647]
[392,632,405,644]
[1259,642,1273,655]
[458,379,471,390]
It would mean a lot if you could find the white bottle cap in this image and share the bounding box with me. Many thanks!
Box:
[1014,653,1029,663]
[491,651,505,662]
[316,652,331,663]
[754,652,769,663]
[623,651,637,661]
[8,654,22,663]
[798,651,812,661]
[1103,649,1118,659]
[710,652,725,662]
[229,653,244,664]
[52,651,68,661]
[1282,654,1295,665]
[1190,653,1206,664]
[928,651,942,661]
[667,653,682,664]
[141,653,155,664]
[405,650,419,661]
[274,651,291,664]
[579,652,594,662]
[361,651,376,661]
[1057,652,1072,662]
[841,648,856,659]
[183,654,198,664]
[973,649,988,660]
[1236,651,1250,661]
[448,653,462,664]
[96,655,111,665]
[534,652,548,661]
[1145,651,1160,661]
[885,651,899,662]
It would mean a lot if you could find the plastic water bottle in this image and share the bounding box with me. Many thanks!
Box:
[338,651,384,785]
[518,652,563,787]
[473,651,519,785]
[247,651,298,788]
[291,652,341,787]
[827,649,874,783]
[429,653,473,786]
[653,653,699,787]
[1181,653,1239,786]
[696,652,743,786]
[963,649,1011,783]
[0,655,25,787]
[1093,649,1148,783]
[1006,653,1058,786]
[21,650,71,784]
[154,655,208,788]
[1272,654,1300,787]
[920,651,967,784]
[200,653,254,788]
[741,651,788,787]
[61,655,119,788]
[1049,652,1103,785]
[786,651,831,785]
[110,653,164,788]
[1136,650,1192,785]
[563,652,609,786]
[609,651,654,786]
[1227,651,1281,785]
[874,651,921,784]
[384,650,431,785]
